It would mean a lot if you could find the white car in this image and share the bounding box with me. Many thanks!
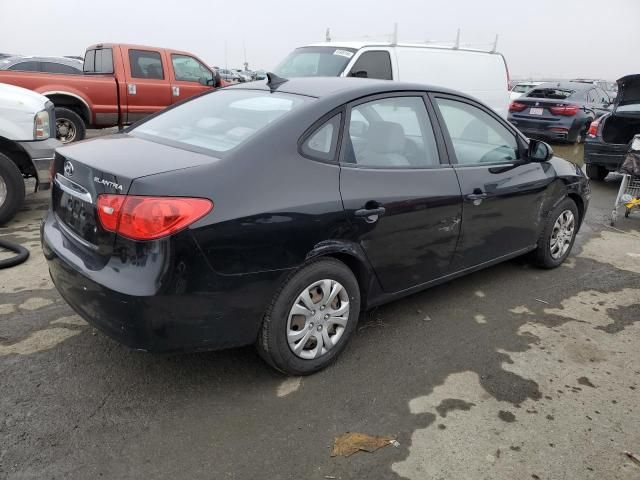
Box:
[510,81,543,101]
[274,41,511,117]
[0,83,60,223]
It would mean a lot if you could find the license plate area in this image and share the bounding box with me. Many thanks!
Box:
[529,107,544,115]
[55,191,98,241]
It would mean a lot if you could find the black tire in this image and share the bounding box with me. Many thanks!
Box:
[585,164,608,181]
[0,152,25,225]
[531,197,579,269]
[0,239,29,269]
[572,122,589,144]
[54,107,86,143]
[256,258,361,375]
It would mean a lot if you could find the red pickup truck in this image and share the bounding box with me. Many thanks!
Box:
[0,43,220,143]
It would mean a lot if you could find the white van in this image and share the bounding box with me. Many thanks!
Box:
[274,42,511,117]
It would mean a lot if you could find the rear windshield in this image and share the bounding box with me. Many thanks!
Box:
[131,89,309,155]
[274,46,356,77]
[513,84,536,93]
[526,88,574,100]
[84,48,113,74]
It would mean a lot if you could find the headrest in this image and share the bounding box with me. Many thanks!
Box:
[366,121,405,153]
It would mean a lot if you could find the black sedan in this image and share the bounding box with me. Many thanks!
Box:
[584,74,640,180]
[42,76,590,375]
[508,81,611,144]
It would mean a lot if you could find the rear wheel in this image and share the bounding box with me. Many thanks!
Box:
[55,107,86,143]
[0,152,25,225]
[531,197,579,269]
[585,164,608,181]
[256,258,361,375]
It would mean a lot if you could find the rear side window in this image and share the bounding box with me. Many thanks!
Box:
[84,48,114,74]
[40,62,81,74]
[348,51,392,80]
[8,61,39,72]
[132,90,309,155]
[129,50,164,79]
[301,114,341,162]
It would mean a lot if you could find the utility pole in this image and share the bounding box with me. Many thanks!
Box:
[243,41,248,71]
[225,40,228,70]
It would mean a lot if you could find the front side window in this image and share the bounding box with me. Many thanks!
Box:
[132,90,309,155]
[129,50,164,79]
[345,96,439,168]
[348,51,392,80]
[171,54,213,85]
[435,98,518,165]
[301,114,341,161]
[8,61,39,72]
[274,46,356,77]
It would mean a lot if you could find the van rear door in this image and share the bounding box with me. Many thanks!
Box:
[121,46,172,124]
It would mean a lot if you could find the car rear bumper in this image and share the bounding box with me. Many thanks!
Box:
[584,140,626,171]
[18,137,61,188]
[41,209,288,353]
[509,117,579,142]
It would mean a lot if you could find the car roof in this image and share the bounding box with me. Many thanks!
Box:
[227,76,461,99]
[304,41,501,56]
[0,55,83,68]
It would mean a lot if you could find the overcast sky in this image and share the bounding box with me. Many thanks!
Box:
[1,0,637,79]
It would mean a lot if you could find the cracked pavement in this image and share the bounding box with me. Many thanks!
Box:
[1,144,639,479]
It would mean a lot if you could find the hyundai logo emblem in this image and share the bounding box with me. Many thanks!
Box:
[64,161,74,177]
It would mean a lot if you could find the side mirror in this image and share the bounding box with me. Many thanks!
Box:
[350,70,368,78]
[528,139,553,162]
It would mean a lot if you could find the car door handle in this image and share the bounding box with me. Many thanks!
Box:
[354,206,386,217]
[466,192,488,201]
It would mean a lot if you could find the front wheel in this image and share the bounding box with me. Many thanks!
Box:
[54,107,86,143]
[257,258,361,375]
[0,152,25,225]
[531,197,579,269]
[585,164,608,181]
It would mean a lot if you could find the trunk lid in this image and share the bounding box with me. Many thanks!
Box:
[613,74,640,115]
[51,133,218,251]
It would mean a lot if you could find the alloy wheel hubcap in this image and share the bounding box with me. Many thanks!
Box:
[0,175,7,207]
[550,209,575,259]
[286,279,350,360]
[56,118,77,143]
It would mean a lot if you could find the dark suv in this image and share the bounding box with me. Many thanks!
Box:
[508,82,611,144]
[584,74,640,180]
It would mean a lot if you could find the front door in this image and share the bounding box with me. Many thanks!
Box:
[168,53,214,104]
[123,48,172,124]
[339,93,462,293]
[432,94,552,270]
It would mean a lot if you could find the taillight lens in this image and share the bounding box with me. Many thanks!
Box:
[587,119,600,138]
[509,101,527,112]
[97,195,213,241]
[549,104,579,116]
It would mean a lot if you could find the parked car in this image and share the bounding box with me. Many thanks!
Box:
[510,81,543,101]
[571,78,618,100]
[0,43,217,143]
[42,77,589,374]
[0,83,60,223]
[274,41,510,117]
[508,82,612,143]
[233,69,253,82]
[253,69,267,80]
[0,56,83,74]
[216,68,241,83]
[584,74,640,180]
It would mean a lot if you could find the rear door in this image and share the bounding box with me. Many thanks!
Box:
[168,53,214,104]
[339,92,462,293]
[123,47,172,123]
[432,93,551,269]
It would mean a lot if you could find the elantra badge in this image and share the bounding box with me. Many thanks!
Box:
[63,161,74,177]
[94,176,123,191]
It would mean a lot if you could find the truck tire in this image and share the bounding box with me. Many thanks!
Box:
[586,164,608,181]
[55,107,86,143]
[0,152,25,225]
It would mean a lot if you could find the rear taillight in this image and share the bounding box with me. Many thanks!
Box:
[549,104,579,116]
[587,118,600,138]
[509,101,527,112]
[97,195,213,241]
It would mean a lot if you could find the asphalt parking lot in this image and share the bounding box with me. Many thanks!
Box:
[1,141,639,479]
